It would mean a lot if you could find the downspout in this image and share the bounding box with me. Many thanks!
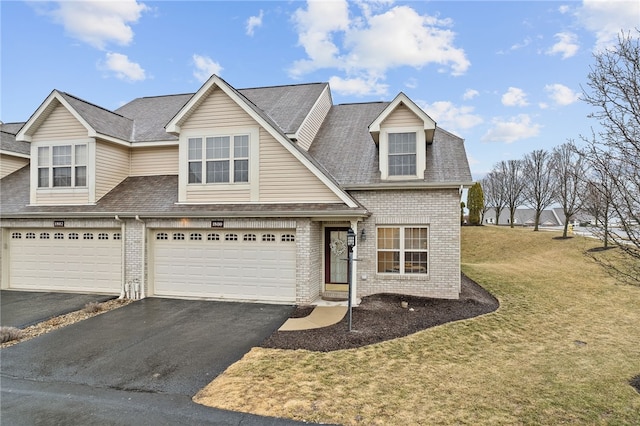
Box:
[114,215,126,299]
[135,215,146,299]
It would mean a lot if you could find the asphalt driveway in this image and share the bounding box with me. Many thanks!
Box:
[1,297,308,425]
[1,290,115,328]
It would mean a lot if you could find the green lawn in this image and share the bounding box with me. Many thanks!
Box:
[195,226,640,425]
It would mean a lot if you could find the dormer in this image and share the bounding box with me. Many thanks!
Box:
[369,93,436,181]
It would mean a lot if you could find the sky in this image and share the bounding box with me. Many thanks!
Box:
[1,0,638,180]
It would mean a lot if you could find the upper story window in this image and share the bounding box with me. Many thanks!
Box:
[188,134,249,184]
[388,133,417,176]
[38,144,87,188]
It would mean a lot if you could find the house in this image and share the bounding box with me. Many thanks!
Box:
[484,207,564,227]
[0,76,473,304]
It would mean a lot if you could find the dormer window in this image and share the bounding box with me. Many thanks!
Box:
[388,132,417,176]
[37,144,87,188]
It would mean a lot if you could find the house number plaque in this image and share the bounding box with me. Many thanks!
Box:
[210,220,224,228]
[53,220,65,227]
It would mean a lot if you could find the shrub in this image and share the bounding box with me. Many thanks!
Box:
[83,301,103,314]
[1,326,24,343]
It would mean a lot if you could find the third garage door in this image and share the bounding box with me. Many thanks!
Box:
[152,230,296,302]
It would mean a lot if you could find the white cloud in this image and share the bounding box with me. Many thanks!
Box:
[102,52,145,81]
[192,54,223,83]
[246,10,264,36]
[545,83,580,106]
[463,89,479,100]
[482,115,541,143]
[546,32,579,59]
[289,1,469,95]
[558,5,571,14]
[421,101,483,133]
[501,87,529,107]
[577,0,640,51]
[44,0,148,50]
[328,76,388,97]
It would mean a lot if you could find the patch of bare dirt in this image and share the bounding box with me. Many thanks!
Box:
[0,298,133,349]
[261,273,499,352]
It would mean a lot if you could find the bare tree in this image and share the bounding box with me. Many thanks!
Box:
[581,29,640,285]
[523,149,556,231]
[481,170,507,225]
[551,142,586,237]
[499,160,526,228]
[582,158,615,248]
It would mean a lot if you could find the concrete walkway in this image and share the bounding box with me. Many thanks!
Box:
[278,306,347,331]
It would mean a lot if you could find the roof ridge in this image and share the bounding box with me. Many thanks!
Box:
[133,93,195,100]
[238,82,327,91]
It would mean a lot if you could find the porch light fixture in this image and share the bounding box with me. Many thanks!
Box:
[360,228,366,242]
[346,228,356,248]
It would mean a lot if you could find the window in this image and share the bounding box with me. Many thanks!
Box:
[38,144,87,188]
[262,234,276,242]
[388,133,416,176]
[156,232,168,240]
[188,134,250,184]
[282,234,295,242]
[69,233,79,240]
[173,233,185,241]
[377,227,428,274]
[26,232,36,239]
[113,233,121,240]
[83,233,94,240]
[40,233,50,239]
[98,233,109,240]
[207,233,220,241]
[54,233,64,240]
[225,233,238,241]
[12,232,22,239]
[243,233,256,241]
[190,233,202,241]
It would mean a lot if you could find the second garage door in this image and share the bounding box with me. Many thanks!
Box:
[152,230,296,302]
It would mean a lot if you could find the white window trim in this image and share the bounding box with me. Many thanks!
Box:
[379,126,426,180]
[376,225,429,276]
[30,139,96,205]
[178,127,259,202]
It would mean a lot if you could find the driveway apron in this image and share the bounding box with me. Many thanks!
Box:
[0,290,116,328]
[1,298,293,395]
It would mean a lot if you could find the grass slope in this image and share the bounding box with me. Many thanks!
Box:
[194,227,640,425]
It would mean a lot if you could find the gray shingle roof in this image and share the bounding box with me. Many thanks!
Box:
[238,83,329,134]
[115,94,192,142]
[0,167,364,217]
[0,122,29,155]
[59,92,133,141]
[309,103,472,186]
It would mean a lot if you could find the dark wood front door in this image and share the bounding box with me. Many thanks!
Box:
[325,228,349,291]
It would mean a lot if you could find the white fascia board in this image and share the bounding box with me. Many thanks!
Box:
[0,150,30,159]
[131,140,179,148]
[290,84,330,141]
[368,92,436,133]
[16,91,95,142]
[344,181,474,190]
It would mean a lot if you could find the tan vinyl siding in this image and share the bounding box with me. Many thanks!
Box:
[31,104,87,141]
[296,87,332,151]
[95,141,130,199]
[130,145,178,176]
[259,129,341,203]
[35,190,89,205]
[0,155,29,178]
[381,104,422,128]
[182,87,255,129]
[186,187,251,203]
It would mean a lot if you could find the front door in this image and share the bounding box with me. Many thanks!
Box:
[325,228,349,292]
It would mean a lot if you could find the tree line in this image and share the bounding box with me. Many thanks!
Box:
[466,30,639,285]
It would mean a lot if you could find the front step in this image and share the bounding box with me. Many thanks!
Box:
[321,291,348,301]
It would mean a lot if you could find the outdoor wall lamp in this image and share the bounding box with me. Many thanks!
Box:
[360,228,366,242]
[346,228,356,249]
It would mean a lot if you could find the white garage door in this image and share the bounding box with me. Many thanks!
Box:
[153,230,296,302]
[8,229,122,294]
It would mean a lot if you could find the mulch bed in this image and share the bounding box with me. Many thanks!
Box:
[261,273,499,352]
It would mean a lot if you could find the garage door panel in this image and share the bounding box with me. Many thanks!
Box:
[153,230,296,302]
[9,229,121,294]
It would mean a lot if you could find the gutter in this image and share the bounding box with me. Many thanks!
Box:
[344,181,474,191]
[135,215,146,299]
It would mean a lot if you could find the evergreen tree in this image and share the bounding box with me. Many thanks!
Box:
[467,182,484,226]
